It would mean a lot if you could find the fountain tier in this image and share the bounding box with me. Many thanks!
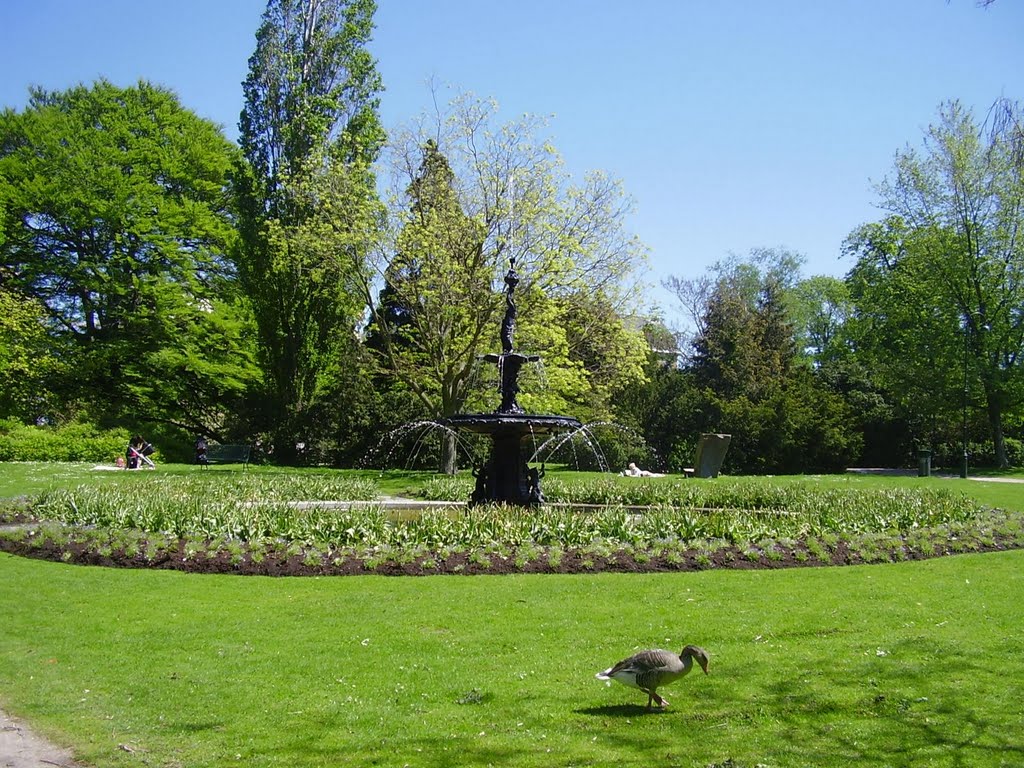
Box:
[443,413,582,506]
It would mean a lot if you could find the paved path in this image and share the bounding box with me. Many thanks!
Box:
[1,709,83,768]
[847,468,1024,482]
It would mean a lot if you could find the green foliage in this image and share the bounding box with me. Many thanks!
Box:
[366,138,493,429]
[931,437,1024,469]
[0,286,63,420]
[0,79,257,433]
[369,95,650,443]
[711,371,863,473]
[847,99,1024,467]
[541,422,657,473]
[236,0,385,464]
[0,420,130,462]
[653,249,865,473]
[616,357,862,474]
[790,274,852,366]
[690,252,799,400]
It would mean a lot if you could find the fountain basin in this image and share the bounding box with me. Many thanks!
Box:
[443,413,582,506]
[442,413,582,435]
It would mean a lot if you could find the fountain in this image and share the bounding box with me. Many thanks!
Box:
[443,257,582,505]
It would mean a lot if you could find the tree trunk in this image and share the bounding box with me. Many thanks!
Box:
[440,430,458,475]
[985,389,1009,468]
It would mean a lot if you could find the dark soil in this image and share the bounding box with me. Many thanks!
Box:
[2,520,1022,577]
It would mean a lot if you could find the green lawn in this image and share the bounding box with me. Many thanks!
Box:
[2,550,1023,767]
[2,462,1023,767]
[0,461,437,500]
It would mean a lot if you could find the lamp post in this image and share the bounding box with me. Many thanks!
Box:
[961,319,969,479]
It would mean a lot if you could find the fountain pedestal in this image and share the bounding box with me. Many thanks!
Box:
[443,413,581,505]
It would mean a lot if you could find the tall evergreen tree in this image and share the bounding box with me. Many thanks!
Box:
[236,0,385,462]
[667,250,858,473]
[368,140,491,416]
[689,264,796,401]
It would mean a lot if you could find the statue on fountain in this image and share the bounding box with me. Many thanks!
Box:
[486,257,539,414]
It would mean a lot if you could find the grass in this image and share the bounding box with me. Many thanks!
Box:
[0,551,1022,767]
[2,462,1022,510]
[0,462,438,500]
[1,462,1023,766]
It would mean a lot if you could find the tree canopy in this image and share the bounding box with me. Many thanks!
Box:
[367,95,651,435]
[2,10,1021,474]
[0,80,257,434]
[846,99,1024,466]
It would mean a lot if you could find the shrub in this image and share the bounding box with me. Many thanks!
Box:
[931,437,1023,469]
[0,420,131,462]
[537,423,659,473]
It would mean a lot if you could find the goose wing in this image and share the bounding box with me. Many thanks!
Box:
[598,649,680,679]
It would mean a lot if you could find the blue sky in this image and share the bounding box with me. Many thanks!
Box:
[2,0,1021,323]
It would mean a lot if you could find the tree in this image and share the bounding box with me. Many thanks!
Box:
[663,249,860,472]
[366,94,650,471]
[683,251,800,400]
[0,80,256,434]
[236,0,385,462]
[790,275,852,366]
[848,99,1024,466]
[369,140,491,412]
[844,218,963,452]
[0,282,63,420]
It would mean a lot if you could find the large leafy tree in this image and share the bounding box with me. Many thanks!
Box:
[0,80,256,434]
[236,0,385,463]
[368,140,492,415]
[846,99,1024,466]
[365,139,491,471]
[367,95,650,451]
[790,275,852,366]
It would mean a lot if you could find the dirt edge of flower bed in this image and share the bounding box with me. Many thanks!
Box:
[2,514,1023,577]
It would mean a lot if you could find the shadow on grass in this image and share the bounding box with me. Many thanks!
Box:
[575,703,671,717]
[744,636,1024,766]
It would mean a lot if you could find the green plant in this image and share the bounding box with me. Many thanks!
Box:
[0,421,131,463]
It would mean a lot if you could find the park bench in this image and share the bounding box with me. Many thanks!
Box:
[200,443,251,468]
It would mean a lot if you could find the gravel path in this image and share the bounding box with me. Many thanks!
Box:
[1,709,83,768]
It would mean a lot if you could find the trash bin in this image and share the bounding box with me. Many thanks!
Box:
[917,449,932,478]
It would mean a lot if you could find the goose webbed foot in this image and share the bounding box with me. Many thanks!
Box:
[644,690,669,709]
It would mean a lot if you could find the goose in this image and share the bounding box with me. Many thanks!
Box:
[596,644,710,708]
